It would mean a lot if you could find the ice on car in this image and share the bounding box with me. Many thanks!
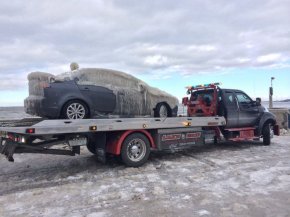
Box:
[24,67,179,119]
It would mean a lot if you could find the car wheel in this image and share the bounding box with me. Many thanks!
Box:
[63,100,89,119]
[262,123,271,145]
[154,103,170,118]
[121,133,150,167]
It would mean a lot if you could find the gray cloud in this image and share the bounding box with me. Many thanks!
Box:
[0,0,289,90]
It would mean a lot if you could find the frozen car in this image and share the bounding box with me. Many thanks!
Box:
[24,68,179,119]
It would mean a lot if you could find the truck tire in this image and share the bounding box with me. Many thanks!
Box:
[262,124,271,146]
[121,133,150,167]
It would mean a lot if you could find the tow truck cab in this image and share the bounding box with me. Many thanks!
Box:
[182,83,279,143]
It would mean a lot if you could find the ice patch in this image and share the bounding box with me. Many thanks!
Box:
[198,209,211,216]
[250,170,274,185]
[67,174,84,180]
[182,195,191,200]
[134,187,146,193]
[86,211,107,217]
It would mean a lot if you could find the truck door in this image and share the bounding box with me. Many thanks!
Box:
[234,91,259,127]
[221,90,239,128]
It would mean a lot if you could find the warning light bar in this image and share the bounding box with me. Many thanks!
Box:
[186,82,221,90]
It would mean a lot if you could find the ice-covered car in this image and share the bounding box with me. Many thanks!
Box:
[24,68,179,119]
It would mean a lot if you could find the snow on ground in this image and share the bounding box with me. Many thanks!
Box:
[1,135,290,217]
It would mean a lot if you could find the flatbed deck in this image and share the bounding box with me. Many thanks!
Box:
[0,116,226,135]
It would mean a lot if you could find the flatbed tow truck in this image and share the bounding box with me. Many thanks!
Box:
[0,83,279,167]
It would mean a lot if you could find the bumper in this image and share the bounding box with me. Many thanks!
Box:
[24,96,59,118]
[171,106,178,117]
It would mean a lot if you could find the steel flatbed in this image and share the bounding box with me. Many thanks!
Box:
[0,116,226,166]
[0,116,226,135]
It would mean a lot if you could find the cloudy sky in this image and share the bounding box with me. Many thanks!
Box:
[0,0,290,106]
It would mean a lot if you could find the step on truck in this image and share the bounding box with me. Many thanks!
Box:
[0,83,279,167]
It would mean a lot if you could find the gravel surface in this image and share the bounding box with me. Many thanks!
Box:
[1,135,290,217]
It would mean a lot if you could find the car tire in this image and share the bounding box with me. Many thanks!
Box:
[262,123,271,146]
[62,100,89,119]
[121,133,150,167]
[154,103,171,118]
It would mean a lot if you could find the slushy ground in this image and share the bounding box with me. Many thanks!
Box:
[0,135,290,217]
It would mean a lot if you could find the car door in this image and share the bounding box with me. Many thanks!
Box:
[221,90,239,128]
[115,87,145,116]
[234,91,260,127]
[78,84,116,113]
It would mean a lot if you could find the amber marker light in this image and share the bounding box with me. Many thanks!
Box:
[90,126,97,131]
[182,121,191,127]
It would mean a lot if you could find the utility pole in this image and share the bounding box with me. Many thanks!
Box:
[269,77,275,108]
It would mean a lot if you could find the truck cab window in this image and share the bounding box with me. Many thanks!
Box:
[236,92,252,108]
[224,92,236,106]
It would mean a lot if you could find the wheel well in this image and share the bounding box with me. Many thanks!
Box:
[260,119,276,135]
[122,131,156,149]
[263,119,276,128]
[107,130,156,155]
[60,99,90,118]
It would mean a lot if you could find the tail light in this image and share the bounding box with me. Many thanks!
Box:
[39,81,50,88]
[26,128,35,134]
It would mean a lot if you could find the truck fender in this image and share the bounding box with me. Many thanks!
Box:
[258,113,276,135]
[106,130,156,155]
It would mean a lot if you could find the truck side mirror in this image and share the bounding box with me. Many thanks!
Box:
[256,97,261,106]
[182,97,188,106]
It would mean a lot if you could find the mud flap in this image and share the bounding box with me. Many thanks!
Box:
[90,133,107,164]
[274,124,280,136]
[0,140,17,162]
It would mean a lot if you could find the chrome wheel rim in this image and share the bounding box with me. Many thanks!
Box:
[127,138,146,162]
[159,105,168,117]
[66,103,86,119]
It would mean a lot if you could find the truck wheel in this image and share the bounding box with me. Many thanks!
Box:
[121,133,150,167]
[154,103,170,118]
[262,124,271,145]
[63,100,89,119]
